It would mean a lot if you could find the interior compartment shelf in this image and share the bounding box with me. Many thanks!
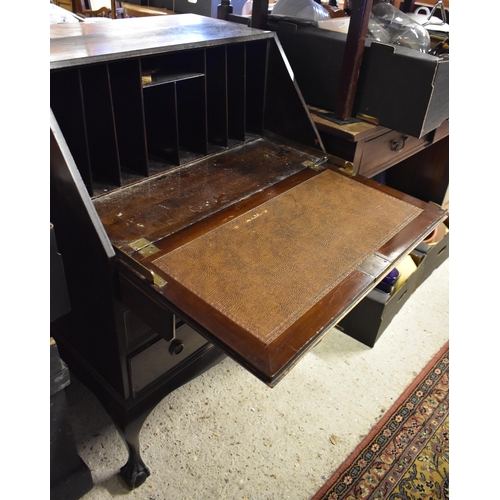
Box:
[51,38,268,199]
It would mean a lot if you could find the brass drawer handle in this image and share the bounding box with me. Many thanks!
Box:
[391,135,409,152]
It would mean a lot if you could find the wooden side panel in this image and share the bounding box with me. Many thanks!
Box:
[109,59,149,176]
[206,46,229,147]
[143,82,180,165]
[245,39,267,135]
[227,43,246,141]
[80,64,121,186]
[264,37,324,152]
[50,112,126,396]
[177,76,208,155]
[50,69,93,196]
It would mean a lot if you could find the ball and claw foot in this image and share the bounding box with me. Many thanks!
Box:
[120,459,151,489]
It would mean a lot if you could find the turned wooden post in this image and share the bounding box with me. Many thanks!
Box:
[217,0,233,19]
[251,0,270,29]
[334,0,373,121]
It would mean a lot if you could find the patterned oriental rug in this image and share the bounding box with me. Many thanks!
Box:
[312,342,449,500]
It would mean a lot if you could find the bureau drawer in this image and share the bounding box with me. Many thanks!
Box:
[128,324,209,396]
[358,130,428,178]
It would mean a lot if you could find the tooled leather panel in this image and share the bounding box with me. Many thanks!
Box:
[153,169,422,345]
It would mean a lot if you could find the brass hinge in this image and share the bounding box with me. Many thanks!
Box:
[115,246,167,287]
[302,157,329,171]
[302,155,354,175]
[129,237,161,257]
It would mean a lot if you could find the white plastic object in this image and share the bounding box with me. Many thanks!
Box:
[368,1,431,53]
[271,0,331,24]
[50,3,81,24]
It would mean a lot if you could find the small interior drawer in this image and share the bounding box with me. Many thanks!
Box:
[358,130,427,178]
[128,324,209,396]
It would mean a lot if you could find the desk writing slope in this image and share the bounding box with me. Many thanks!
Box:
[50,15,448,490]
[51,15,447,389]
[153,170,421,345]
[114,146,444,387]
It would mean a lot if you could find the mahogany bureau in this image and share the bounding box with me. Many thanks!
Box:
[50,14,446,490]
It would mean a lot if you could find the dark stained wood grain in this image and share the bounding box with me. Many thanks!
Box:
[93,138,316,252]
[50,15,274,69]
[334,0,373,120]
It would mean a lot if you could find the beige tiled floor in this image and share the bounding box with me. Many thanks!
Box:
[65,258,449,500]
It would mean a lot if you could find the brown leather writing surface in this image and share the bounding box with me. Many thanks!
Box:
[153,170,422,346]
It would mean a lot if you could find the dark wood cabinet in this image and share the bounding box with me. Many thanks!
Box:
[50,14,446,490]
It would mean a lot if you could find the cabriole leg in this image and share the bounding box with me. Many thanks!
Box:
[116,414,151,489]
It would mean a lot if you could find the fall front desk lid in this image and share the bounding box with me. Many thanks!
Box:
[97,141,446,386]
